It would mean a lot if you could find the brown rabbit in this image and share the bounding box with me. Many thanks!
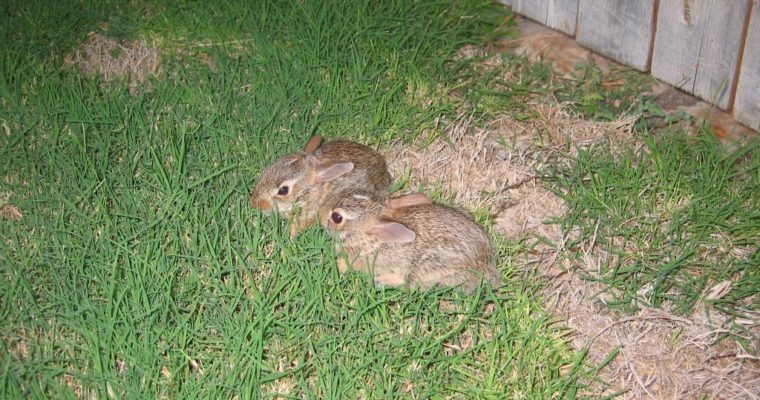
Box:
[319,191,500,292]
[251,135,392,237]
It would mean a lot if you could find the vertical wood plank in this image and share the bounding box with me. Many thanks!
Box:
[734,0,760,129]
[576,0,656,71]
[513,0,578,35]
[513,0,549,27]
[546,0,579,35]
[651,0,749,110]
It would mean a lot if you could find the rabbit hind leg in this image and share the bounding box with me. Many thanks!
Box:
[373,271,406,288]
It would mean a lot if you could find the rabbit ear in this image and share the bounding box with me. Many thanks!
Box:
[367,221,416,243]
[282,155,298,165]
[303,135,323,153]
[315,162,354,183]
[388,193,433,209]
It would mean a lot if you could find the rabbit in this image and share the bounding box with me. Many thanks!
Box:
[251,135,392,238]
[319,190,500,293]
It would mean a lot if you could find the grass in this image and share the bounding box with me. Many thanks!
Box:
[437,33,759,320]
[0,0,593,398]
[446,50,657,124]
[550,127,760,316]
[5,0,757,397]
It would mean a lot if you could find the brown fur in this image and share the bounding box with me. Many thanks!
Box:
[320,191,501,292]
[251,136,392,237]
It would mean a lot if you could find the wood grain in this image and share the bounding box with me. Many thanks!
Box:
[546,0,579,35]
[513,0,579,35]
[734,0,760,129]
[651,0,750,110]
[576,0,656,71]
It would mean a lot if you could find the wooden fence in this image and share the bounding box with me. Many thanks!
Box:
[501,0,760,131]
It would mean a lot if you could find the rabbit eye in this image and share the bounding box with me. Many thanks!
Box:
[277,186,289,196]
[330,212,343,224]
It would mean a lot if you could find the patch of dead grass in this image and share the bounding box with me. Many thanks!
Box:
[383,83,759,399]
[1,191,23,221]
[385,102,636,243]
[548,268,760,399]
[63,32,160,94]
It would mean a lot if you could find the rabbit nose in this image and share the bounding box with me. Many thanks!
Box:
[251,196,272,211]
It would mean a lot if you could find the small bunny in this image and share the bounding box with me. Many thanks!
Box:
[319,191,500,292]
[251,135,392,237]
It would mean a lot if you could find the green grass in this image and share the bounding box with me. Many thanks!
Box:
[446,50,658,123]
[440,29,759,321]
[550,127,760,316]
[0,0,593,398]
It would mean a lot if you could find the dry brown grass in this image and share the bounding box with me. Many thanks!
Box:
[63,32,160,94]
[383,68,759,398]
[1,192,23,221]
[384,103,636,243]
[550,271,760,399]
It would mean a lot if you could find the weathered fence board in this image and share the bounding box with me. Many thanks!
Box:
[502,0,758,132]
[734,0,760,130]
[576,0,656,71]
[547,0,579,35]
[651,0,750,110]
[512,0,579,35]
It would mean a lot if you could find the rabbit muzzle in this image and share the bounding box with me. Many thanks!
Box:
[251,196,273,213]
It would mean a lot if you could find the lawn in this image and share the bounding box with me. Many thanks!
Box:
[0,1,590,398]
[3,0,758,398]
